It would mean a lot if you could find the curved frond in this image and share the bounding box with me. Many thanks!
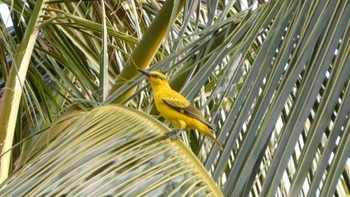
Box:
[0,105,223,197]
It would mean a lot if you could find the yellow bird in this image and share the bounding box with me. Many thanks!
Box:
[139,69,223,151]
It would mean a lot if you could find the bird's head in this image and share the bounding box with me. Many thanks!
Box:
[139,69,169,88]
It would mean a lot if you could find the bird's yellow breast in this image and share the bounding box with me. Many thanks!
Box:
[152,87,212,136]
[153,87,184,123]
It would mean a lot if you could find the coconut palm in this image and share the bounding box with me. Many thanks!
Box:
[0,0,349,196]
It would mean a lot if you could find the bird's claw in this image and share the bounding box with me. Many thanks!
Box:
[165,130,183,140]
[165,130,176,136]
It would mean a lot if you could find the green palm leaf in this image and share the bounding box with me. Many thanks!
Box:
[0,0,349,196]
[0,105,223,196]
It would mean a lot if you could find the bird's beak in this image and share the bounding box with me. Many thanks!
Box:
[138,69,151,77]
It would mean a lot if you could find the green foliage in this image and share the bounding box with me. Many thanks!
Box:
[0,0,349,196]
[0,105,223,196]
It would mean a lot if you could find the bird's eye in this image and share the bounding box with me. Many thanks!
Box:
[152,74,159,78]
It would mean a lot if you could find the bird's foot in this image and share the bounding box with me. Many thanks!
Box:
[165,130,183,140]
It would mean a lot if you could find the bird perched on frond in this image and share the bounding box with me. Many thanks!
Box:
[139,69,223,151]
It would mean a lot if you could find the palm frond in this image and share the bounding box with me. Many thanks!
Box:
[0,0,349,196]
[0,105,223,197]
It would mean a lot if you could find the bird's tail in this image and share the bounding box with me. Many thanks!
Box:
[212,137,224,151]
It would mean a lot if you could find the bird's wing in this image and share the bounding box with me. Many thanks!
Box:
[162,98,215,131]
[162,97,190,108]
